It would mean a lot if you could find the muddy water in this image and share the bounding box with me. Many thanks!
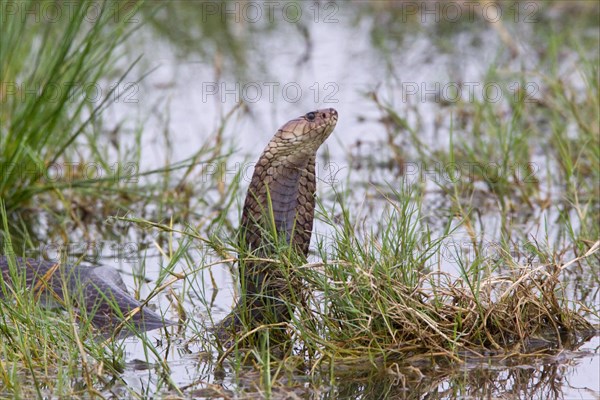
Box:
[81,2,600,398]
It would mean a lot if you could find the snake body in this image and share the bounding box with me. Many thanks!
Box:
[0,256,172,334]
[218,108,338,337]
[0,108,338,339]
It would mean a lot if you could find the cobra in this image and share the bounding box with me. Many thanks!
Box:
[0,108,339,339]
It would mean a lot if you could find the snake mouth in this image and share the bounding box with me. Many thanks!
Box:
[306,108,338,123]
[305,107,337,146]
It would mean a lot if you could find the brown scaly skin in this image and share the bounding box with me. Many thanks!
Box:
[0,109,338,342]
[0,256,175,336]
[216,108,338,344]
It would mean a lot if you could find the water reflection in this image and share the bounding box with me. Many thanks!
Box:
[3,0,598,398]
[111,1,599,398]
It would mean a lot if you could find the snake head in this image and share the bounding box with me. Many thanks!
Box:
[270,108,338,160]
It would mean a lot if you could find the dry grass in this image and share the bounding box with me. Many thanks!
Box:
[297,243,597,364]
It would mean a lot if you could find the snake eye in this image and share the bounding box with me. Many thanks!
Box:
[306,112,316,121]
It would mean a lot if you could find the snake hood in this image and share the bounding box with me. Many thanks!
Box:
[243,108,338,250]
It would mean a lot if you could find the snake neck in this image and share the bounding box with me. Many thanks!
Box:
[241,154,316,257]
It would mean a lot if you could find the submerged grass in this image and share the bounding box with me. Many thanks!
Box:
[301,205,596,363]
[172,12,599,394]
[0,1,179,396]
[201,185,596,370]
[0,1,148,210]
[0,200,179,398]
[0,1,598,398]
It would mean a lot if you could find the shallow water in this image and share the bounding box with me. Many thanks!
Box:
[93,3,600,398]
[7,1,600,398]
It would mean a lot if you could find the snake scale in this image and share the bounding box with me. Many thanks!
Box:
[0,108,338,340]
[0,256,172,334]
[217,108,338,340]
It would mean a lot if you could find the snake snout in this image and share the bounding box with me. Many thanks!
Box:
[315,108,337,120]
